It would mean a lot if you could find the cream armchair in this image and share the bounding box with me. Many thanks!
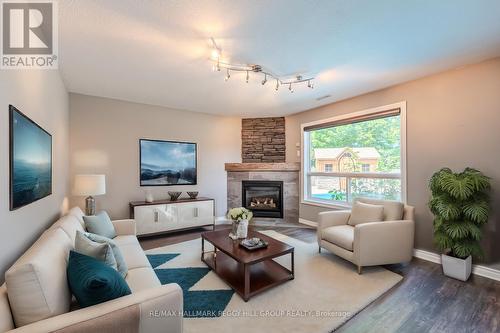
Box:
[317,198,415,274]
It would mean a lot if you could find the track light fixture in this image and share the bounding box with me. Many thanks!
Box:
[209,37,315,92]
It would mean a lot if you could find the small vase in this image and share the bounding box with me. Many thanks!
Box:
[236,219,249,239]
[229,221,239,240]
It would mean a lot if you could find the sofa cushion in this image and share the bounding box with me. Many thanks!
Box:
[84,211,116,239]
[0,284,14,332]
[75,231,117,270]
[125,267,161,293]
[85,232,128,278]
[52,214,85,245]
[322,225,354,251]
[113,235,140,247]
[355,197,404,221]
[5,228,73,327]
[348,201,384,226]
[67,251,131,308]
[119,243,152,270]
[68,206,86,229]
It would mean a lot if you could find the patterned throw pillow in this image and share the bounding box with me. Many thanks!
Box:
[67,251,131,308]
[85,232,128,278]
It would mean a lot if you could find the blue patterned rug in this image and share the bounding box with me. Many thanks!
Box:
[147,253,234,318]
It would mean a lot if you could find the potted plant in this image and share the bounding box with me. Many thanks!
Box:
[227,207,253,240]
[429,167,491,281]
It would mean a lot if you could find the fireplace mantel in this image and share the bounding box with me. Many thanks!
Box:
[225,162,300,172]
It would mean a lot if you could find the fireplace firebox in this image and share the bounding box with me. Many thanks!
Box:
[242,180,283,218]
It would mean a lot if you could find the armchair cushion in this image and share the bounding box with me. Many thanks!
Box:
[348,201,384,226]
[355,197,404,221]
[322,225,354,251]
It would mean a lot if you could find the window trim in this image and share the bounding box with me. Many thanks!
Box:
[300,101,407,209]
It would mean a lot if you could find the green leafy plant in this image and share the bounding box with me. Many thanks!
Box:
[429,168,491,259]
[328,189,346,201]
[227,207,253,222]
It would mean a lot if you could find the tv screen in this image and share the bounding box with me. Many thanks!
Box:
[10,105,52,210]
[140,139,197,186]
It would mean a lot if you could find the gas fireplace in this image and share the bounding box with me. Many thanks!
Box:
[242,180,283,218]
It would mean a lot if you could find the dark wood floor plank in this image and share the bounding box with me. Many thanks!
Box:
[139,224,500,333]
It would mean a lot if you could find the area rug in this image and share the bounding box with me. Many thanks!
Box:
[145,230,402,333]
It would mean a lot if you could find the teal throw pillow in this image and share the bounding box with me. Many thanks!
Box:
[67,251,131,308]
[83,211,116,239]
[85,232,128,278]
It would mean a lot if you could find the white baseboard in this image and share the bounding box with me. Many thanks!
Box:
[298,218,318,227]
[413,248,500,282]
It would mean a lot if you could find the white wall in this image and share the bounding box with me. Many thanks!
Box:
[69,93,241,218]
[0,71,69,280]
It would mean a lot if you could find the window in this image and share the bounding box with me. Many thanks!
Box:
[302,103,406,207]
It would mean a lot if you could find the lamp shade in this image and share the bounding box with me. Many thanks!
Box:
[73,175,106,196]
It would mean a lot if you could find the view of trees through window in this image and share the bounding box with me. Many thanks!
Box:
[306,115,401,203]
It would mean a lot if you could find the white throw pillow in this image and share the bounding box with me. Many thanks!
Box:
[74,231,118,270]
[348,201,384,226]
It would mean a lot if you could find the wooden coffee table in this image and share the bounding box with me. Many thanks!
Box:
[201,228,294,302]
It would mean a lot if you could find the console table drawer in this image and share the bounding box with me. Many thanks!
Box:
[130,198,215,236]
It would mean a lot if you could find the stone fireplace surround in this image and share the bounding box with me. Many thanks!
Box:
[225,163,300,224]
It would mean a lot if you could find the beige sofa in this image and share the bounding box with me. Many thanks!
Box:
[317,198,415,273]
[0,207,183,333]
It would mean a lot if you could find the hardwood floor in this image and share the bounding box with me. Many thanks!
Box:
[139,224,500,333]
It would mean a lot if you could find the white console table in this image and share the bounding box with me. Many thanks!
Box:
[129,197,215,237]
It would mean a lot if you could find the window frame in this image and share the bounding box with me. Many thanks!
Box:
[300,101,407,209]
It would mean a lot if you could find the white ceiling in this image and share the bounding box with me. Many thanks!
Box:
[59,0,500,117]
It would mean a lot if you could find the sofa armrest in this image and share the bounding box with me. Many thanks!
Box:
[354,220,414,266]
[9,284,183,333]
[112,219,137,236]
[317,210,351,243]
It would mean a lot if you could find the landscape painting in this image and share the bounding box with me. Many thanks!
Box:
[10,106,52,210]
[140,139,197,186]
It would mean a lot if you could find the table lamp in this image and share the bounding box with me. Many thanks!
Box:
[73,174,106,216]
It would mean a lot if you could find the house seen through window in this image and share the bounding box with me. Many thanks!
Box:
[303,107,404,205]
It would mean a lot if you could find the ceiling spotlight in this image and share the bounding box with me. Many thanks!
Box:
[308,80,314,89]
[211,49,220,60]
[275,80,279,91]
[246,71,249,83]
[289,83,294,93]
[261,74,267,85]
[224,68,231,81]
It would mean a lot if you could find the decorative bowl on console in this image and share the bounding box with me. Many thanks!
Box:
[168,191,182,201]
[187,191,199,199]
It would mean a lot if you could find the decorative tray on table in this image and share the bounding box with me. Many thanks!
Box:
[239,237,269,251]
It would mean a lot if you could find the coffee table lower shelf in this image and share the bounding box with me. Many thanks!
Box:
[202,251,293,301]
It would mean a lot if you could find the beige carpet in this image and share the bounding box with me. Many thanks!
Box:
[146,230,402,333]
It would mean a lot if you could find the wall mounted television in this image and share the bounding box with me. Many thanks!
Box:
[10,105,52,211]
[140,139,197,186]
